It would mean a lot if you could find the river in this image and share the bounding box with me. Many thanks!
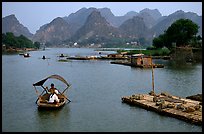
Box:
[2,48,202,132]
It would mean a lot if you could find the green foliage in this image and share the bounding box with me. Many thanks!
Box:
[165,19,199,47]
[153,19,200,49]
[189,35,202,48]
[152,34,167,48]
[146,45,156,50]
[34,42,41,49]
[2,32,40,49]
[161,47,171,55]
[2,33,18,48]
[17,35,33,48]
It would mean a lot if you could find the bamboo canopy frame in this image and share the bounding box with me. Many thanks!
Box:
[33,74,71,103]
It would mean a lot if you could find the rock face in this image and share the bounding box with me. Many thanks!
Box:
[119,16,151,39]
[139,8,162,21]
[62,7,161,33]
[3,8,201,47]
[63,7,98,34]
[39,8,201,46]
[151,10,202,37]
[71,11,120,43]
[32,17,72,44]
[2,14,33,39]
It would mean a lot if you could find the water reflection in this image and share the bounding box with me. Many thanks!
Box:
[167,60,199,69]
[35,105,70,132]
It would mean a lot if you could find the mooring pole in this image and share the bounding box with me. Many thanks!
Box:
[151,57,155,93]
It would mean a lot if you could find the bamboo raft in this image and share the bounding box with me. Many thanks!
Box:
[121,92,202,125]
[67,56,128,60]
[111,61,164,68]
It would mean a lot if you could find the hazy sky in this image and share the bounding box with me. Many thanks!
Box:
[2,2,202,34]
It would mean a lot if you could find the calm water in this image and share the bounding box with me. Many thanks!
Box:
[2,48,202,132]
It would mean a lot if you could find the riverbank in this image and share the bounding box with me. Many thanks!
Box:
[2,47,38,54]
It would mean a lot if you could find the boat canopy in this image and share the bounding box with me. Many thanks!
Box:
[33,74,70,87]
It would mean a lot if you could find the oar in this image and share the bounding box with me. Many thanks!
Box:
[57,89,71,102]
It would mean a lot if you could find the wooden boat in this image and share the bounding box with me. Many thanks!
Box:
[24,53,30,57]
[33,74,71,109]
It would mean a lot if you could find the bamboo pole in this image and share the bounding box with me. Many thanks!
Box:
[151,58,155,93]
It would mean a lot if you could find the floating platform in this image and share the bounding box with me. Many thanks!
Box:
[111,61,164,68]
[66,56,169,62]
[67,56,128,60]
[121,93,202,125]
[152,56,171,60]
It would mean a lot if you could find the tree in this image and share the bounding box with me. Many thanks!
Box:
[34,41,41,49]
[153,19,199,49]
[152,34,167,48]
[165,19,199,47]
[2,32,38,49]
[16,35,34,48]
[2,32,18,48]
[189,35,202,48]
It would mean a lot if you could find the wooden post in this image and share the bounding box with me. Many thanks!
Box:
[151,58,155,93]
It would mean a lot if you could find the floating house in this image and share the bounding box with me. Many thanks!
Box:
[111,53,164,68]
[130,54,152,67]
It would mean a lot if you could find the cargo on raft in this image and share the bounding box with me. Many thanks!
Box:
[121,92,202,125]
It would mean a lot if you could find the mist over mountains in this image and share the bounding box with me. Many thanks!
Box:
[2,7,202,47]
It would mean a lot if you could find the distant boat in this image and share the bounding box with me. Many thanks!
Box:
[33,74,71,109]
[59,53,67,58]
[42,55,46,60]
[23,53,30,57]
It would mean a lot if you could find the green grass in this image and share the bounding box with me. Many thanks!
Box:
[117,48,171,56]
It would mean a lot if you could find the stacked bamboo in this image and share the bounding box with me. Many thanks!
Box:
[121,93,202,125]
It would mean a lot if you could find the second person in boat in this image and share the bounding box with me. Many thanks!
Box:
[48,83,60,103]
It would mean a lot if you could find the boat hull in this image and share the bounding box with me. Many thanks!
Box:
[37,100,66,109]
[37,93,68,109]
